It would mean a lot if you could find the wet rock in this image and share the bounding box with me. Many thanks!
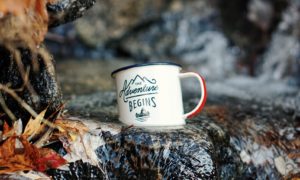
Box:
[62,87,299,179]
[54,91,299,179]
[204,95,300,179]
[47,160,105,179]
[44,114,242,179]
[48,0,96,27]
[96,120,241,179]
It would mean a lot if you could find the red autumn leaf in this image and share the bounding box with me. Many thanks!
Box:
[19,137,67,172]
[3,121,12,135]
[35,148,67,171]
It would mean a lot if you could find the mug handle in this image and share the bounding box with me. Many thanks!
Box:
[179,72,207,119]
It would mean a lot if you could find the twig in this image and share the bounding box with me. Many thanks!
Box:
[0,92,17,122]
[34,127,54,148]
[0,84,38,118]
[0,84,62,131]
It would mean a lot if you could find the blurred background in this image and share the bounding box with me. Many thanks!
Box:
[47,0,300,101]
[45,2,300,177]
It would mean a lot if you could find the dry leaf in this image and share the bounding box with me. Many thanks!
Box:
[1,120,22,140]
[54,119,105,172]
[13,119,23,136]
[54,119,89,141]
[55,119,89,133]
[0,137,33,173]
[23,110,46,139]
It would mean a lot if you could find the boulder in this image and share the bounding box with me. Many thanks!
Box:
[48,0,96,27]
[73,0,237,80]
[45,108,242,179]
[74,0,171,47]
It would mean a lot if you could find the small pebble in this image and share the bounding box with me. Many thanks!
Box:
[240,150,251,164]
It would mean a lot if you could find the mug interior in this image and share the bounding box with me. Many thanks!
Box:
[111,62,182,77]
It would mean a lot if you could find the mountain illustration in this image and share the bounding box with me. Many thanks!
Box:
[130,75,157,85]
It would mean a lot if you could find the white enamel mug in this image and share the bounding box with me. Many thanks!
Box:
[111,62,207,127]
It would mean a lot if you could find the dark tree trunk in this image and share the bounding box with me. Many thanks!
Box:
[0,47,62,124]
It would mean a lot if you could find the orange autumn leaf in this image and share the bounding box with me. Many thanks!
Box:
[2,121,17,140]
[0,137,34,173]
[0,137,17,157]
[0,136,67,173]
[0,0,56,19]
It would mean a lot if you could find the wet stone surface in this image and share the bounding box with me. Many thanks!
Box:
[46,113,242,179]
[96,121,240,179]
[60,89,241,178]
[62,91,300,179]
